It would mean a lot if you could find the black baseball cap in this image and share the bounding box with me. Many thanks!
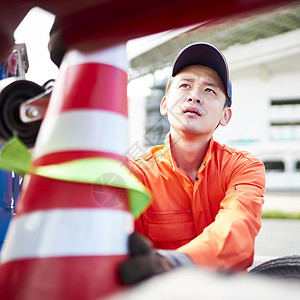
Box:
[172,43,232,106]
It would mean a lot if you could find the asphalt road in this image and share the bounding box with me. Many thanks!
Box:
[252,218,300,268]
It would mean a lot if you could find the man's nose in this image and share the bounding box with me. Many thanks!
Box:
[187,94,203,104]
[187,87,204,104]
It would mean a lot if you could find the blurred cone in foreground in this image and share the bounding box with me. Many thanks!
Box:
[0,44,144,299]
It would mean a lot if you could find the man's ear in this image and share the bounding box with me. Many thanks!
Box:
[219,107,232,126]
[160,96,168,115]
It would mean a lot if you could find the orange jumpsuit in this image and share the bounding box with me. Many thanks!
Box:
[130,134,265,271]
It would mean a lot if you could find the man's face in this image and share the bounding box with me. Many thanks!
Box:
[160,65,231,137]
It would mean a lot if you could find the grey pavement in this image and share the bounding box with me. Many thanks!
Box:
[251,191,300,269]
[253,219,300,268]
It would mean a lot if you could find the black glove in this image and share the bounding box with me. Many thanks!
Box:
[119,232,193,285]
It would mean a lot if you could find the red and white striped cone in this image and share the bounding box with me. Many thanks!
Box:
[0,44,133,299]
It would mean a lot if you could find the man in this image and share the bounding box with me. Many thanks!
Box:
[120,43,265,283]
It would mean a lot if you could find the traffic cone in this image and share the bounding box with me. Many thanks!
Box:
[0,44,136,299]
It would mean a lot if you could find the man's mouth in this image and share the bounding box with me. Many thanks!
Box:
[183,106,201,116]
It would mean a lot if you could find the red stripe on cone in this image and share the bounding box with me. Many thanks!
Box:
[46,63,128,118]
[0,255,128,300]
[32,150,128,167]
[16,174,130,216]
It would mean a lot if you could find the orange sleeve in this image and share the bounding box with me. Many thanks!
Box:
[177,157,266,272]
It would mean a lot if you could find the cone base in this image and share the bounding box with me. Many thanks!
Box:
[0,255,128,300]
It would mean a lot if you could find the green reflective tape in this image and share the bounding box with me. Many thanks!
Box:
[0,137,31,176]
[0,137,151,218]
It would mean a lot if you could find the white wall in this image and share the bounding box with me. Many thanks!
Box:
[213,29,300,191]
[214,28,300,145]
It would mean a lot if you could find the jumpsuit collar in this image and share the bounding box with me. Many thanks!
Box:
[163,132,214,175]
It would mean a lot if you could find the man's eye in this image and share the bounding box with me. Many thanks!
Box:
[205,88,216,94]
[179,83,190,88]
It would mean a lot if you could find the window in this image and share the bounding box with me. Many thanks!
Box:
[264,160,284,172]
[269,99,300,141]
[271,99,300,106]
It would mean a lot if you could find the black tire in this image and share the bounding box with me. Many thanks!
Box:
[0,79,44,148]
[249,255,300,280]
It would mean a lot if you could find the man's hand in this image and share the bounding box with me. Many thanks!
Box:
[119,232,173,285]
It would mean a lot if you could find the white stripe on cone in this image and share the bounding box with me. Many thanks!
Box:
[1,209,133,264]
[61,44,129,71]
[33,110,128,159]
